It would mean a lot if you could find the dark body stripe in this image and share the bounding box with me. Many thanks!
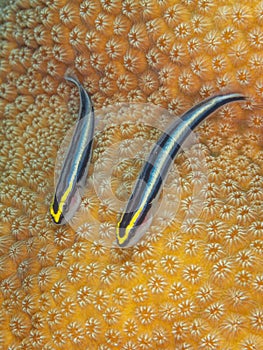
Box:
[117,93,245,247]
[50,76,94,224]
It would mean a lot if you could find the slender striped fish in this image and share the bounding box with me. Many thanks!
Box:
[116,93,245,247]
[50,75,94,224]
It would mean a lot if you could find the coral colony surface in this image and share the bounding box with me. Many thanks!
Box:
[0,0,263,349]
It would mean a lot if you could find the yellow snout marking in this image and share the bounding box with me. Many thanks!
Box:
[50,182,73,223]
[116,207,143,246]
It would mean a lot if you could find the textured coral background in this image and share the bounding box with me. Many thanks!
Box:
[0,0,9,8]
[0,0,263,349]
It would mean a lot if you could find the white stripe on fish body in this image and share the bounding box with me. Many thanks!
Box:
[116,93,245,247]
[50,75,94,225]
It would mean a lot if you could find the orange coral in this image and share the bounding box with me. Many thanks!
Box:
[0,0,263,349]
